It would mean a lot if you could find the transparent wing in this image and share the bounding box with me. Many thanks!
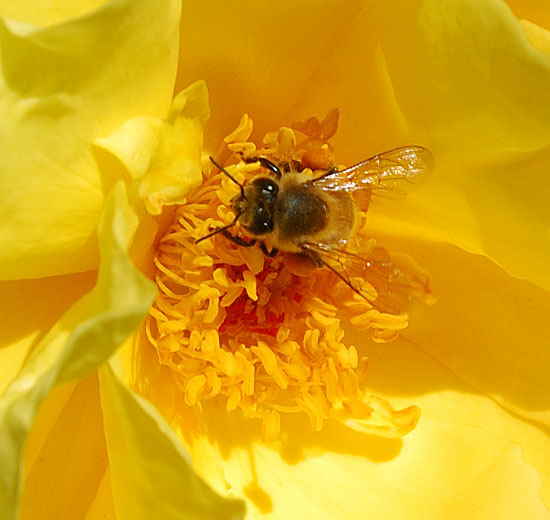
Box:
[310,145,433,194]
[301,241,431,315]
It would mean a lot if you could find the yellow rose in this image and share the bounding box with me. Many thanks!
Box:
[1,1,549,519]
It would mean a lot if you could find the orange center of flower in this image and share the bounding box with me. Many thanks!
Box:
[145,112,432,439]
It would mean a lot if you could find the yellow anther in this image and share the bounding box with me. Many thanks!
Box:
[185,375,206,406]
[224,113,253,143]
[145,113,430,440]
[227,387,242,411]
[213,267,230,287]
[242,270,258,300]
[193,255,214,267]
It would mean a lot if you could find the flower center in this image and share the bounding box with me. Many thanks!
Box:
[145,112,432,439]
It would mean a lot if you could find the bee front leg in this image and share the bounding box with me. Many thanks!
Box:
[240,155,282,179]
[221,229,257,247]
[260,242,279,258]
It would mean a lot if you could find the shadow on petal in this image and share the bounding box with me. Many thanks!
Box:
[350,235,550,428]
[0,272,95,394]
[132,234,550,515]
[182,401,403,465]
[507,0,550,31]
[20,373,107,520]
[133,320,404,473]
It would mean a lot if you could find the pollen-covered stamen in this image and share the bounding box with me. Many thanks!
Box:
[146,113,431,439]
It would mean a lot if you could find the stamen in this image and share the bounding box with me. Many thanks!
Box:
[146,114,433,438]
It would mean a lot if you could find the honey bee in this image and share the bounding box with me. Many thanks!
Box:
[196,146,433,311]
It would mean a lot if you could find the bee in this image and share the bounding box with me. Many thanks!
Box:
[196,146,433,312]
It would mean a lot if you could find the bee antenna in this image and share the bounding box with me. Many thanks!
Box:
[195,211,241,245]
[209,156,247,200]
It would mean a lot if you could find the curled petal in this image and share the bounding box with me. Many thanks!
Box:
[521,20,550,55]
[0,272,95,395]
[0,0,181,279]
[507,1,550,34]
[20,375,108,519]
[96,81,210,215]
[0,183,155,519]
[99,361,245,520]
[0,1,107,27]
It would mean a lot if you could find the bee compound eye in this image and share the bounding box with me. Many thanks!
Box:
[262,182,277,195]
[252,177,279,199]
[247,205,274,235]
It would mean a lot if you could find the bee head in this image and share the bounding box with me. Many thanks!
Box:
[232,177,279,236]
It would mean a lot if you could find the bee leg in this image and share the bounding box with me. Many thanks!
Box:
[279,160,304,173]
[300,247,366,300]
[241,155,282,178]
[300,249,324,267]
[221,229,256,247]
[260,242,279,258]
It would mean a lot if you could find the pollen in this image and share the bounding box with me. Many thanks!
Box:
[146,112,432,439]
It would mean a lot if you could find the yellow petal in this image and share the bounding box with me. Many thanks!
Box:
[459,152,550,290]
[99,361,245,520]
[0,1,107,27]
[0,0,181,280]
[365,0,550,290]
[507,1,550,33]
[140,80,209,215]
[0,271,95,395]
[522,19,550,55]
[95,117,163,182]
[182,333,550,519]
[281,7,409,162]
[372,234,550,428]
[359,335,550,517]
[177,1,375,149]
[20,373,108,520]
[138,232,550,517]
[84,469,116,520]
[377,0,550,160]
[97,80,210,215]
[0,182,155,519]
[351,234,550,505]
[367,150,550,291]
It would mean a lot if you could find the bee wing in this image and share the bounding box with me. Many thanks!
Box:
[310,145,433,194]
[301,241,430,315]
